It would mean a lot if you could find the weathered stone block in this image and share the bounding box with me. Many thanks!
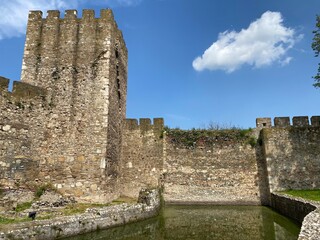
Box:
[292,116,309,127]
[0,76,9,92]
[311,116,320,126]
[256,118,272,128]
[274,117,290,127]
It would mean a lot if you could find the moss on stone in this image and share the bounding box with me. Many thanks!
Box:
[281,190,320,202]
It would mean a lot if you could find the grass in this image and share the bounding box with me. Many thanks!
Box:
[62,196,136,215]
[62,203,110,215]
[281,190,320,202]
[34,183,56,198]
[15,202,32,212]
[0,196,137,224]
[0,216,31,225]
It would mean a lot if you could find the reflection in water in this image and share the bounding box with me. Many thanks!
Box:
[64,206,300,240]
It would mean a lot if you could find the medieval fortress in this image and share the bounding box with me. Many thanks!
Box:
[1,9,320,207]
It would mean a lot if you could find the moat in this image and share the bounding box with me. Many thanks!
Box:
[63,206,300,240]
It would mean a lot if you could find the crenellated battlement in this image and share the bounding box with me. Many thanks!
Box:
[124,118,164,131]
[0,76,46,101]
[0,76,9,93]
[256,116,320,128]
[27,9,115,21]
[0,77,45,100]
[21,8,127,89]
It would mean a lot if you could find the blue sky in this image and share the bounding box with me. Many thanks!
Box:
[0,0,319,129]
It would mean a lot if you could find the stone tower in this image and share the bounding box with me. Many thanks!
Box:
[16,9,127,202]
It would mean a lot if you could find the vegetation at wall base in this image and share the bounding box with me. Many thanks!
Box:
[0,217,30,225]
[281,189,320,202]
[0,195,137,225]
[15,202,32,212]
[34,183,57,198]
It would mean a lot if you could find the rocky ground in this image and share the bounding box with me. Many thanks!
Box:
[0,188,160,240]
[0,189,77,221]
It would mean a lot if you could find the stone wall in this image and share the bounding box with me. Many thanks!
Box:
[299,208,320,240]
[271,193,317,223]
[0,9,128,203]
[163,129,261,204]
[120,118,164,198]
[259,116,320,192]
[0,77,47,188]
[270,193,320,240]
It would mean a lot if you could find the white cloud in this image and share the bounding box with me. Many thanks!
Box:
[0,0,78,40]
[192,11,302,73]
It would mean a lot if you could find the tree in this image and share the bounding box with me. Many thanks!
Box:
[312,15,320,87]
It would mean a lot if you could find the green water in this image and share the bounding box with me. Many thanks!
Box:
[64,206,300,240]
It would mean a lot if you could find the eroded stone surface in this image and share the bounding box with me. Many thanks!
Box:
[299,208,320,240]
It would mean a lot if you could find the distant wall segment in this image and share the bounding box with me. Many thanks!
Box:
[256,116,320,128]
[163,128,261,205]
[258,119,320,192]
[120,118,164,198]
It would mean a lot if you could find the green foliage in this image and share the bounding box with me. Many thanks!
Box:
[239,128,253,138]
[281,189,320,202]
[15,202,32,212]
[0,216,30,225]
[63,203,107,215]
[312,15,320,87]
[34,183,56,198]
[62,197,135,216]
[0,217,15,224]
[165,126,256,148]
[246,136,257,148]
[206,122,238,130]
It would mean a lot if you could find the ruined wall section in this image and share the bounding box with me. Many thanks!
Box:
[163,130,261,205]
[19,10,128,202]
[0,77,48,188]
[259,116,320,192]
[120,119,164,198]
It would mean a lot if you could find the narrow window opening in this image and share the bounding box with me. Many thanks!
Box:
[115,49,119,59]
[117,78,121,101]
[116,65,119,77]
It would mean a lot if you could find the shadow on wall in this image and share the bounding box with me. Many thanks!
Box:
[257,116,320,193]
